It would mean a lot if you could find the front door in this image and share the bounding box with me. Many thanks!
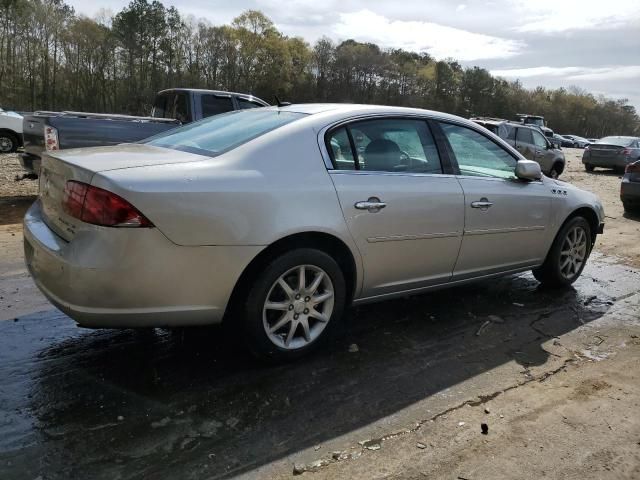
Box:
[326,117,465,298]
[437,121,552,279]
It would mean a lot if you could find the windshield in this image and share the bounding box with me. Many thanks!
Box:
[525,118,544,127]
[596,136,635,147]
[146,109,306,157]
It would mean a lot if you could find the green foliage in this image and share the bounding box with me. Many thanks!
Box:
[0,0,638,136]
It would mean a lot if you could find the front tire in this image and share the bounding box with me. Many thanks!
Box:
[533,216,592,287]
[0,132,18,153]
[242,248,346,361]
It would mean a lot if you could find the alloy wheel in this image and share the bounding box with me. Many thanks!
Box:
[559,226,588,280]
[262,265,334,350]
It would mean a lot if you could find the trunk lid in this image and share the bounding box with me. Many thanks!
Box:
[38,144,207,241]
[588,143,625,159]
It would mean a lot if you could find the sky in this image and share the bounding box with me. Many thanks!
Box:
[67,0,640,110]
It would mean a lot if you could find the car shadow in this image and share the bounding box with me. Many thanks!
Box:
[0,195,37,226]
[0,265,635,480]
[622,210,640,221]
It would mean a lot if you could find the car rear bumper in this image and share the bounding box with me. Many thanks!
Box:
[23,199,263,328]
[582,154,631,168]
[621,177,640,205]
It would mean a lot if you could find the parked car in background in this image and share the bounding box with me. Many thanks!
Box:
[24,104,605,360]
[553,133,573,148]
[0,108,23,153]
[515,114,554,139]
[587,138,599,143]
[20,88,268,175]
[621,160,640,213]
[471,118,565,178]
[582,136,640,172]
[562,135,590,148]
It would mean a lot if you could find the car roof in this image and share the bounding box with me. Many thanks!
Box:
[157,88,267,102]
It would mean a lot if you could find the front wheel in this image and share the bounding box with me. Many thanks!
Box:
[242,248,346,361]
[0,132,18,153]
[533,216,592,287]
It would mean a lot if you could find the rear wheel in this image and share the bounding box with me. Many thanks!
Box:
[242,248,346,361]
[533,216,591,287]
[0,132,18,153]
[584,164,594,172]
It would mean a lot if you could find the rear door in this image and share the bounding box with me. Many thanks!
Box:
[436,121,551,279]
[326,116,465,298]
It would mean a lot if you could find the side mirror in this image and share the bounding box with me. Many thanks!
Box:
[515,160,542,181]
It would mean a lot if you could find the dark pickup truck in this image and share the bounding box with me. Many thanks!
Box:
[20,88,269,175]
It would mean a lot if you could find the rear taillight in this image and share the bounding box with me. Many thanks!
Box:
[625,161,640,174]
[63,181,153,227]
[45,126,59,151]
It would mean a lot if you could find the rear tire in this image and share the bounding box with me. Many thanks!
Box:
[0,132,18,153]
[584,164,594,172]
[242,248,346,361]
[532,216,592,287]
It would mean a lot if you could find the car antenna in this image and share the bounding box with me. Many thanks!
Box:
[274,95,291,107]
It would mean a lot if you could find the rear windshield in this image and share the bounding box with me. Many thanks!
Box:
[596,136,635,147]
[146,109,306,157]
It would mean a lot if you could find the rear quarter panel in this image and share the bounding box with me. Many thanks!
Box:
[91,123,357,252]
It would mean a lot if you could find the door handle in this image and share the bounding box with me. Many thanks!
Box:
[355,197,387,212]
[471,198,493,209]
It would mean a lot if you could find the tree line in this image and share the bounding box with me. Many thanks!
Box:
[1,0,638,137]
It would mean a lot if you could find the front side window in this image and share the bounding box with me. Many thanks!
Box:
[147,110,305,157]
[440,122,517,179]
[327,118,442,174]
[201,95,234,118]
[532,130,548,148]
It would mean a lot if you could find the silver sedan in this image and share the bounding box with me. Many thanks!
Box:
[24,104,605,360]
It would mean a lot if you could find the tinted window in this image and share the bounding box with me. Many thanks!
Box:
[327,127,356,170]
[147,110,305,157]
[152,93,174,118]
[440,123,517,179]
[175,93,189,122]
[238,98,264,110]
[532,130,548,148]
[516,128,533,145]
[201,95,234,118]
[340,119,442,173]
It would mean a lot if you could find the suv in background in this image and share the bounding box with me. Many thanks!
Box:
[471,117,565,178]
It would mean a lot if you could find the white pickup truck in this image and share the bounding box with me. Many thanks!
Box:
[0,108,23,153]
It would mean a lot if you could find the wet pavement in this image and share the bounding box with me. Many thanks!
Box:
[1,255,639,480]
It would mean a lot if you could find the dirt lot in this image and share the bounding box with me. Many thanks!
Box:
[0,149,639,480]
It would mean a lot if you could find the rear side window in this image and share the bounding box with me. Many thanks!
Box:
[151,93,174,118]
[201,95,234,118]
[440,122,517,179]
[175,93,190,123]
[327,127,356,170]
[237,98,264,109]
[327,118,442,174]
[516,128,533,145]
[146,110,306,157]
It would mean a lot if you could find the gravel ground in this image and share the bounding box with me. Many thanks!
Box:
[0,153,38,197]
